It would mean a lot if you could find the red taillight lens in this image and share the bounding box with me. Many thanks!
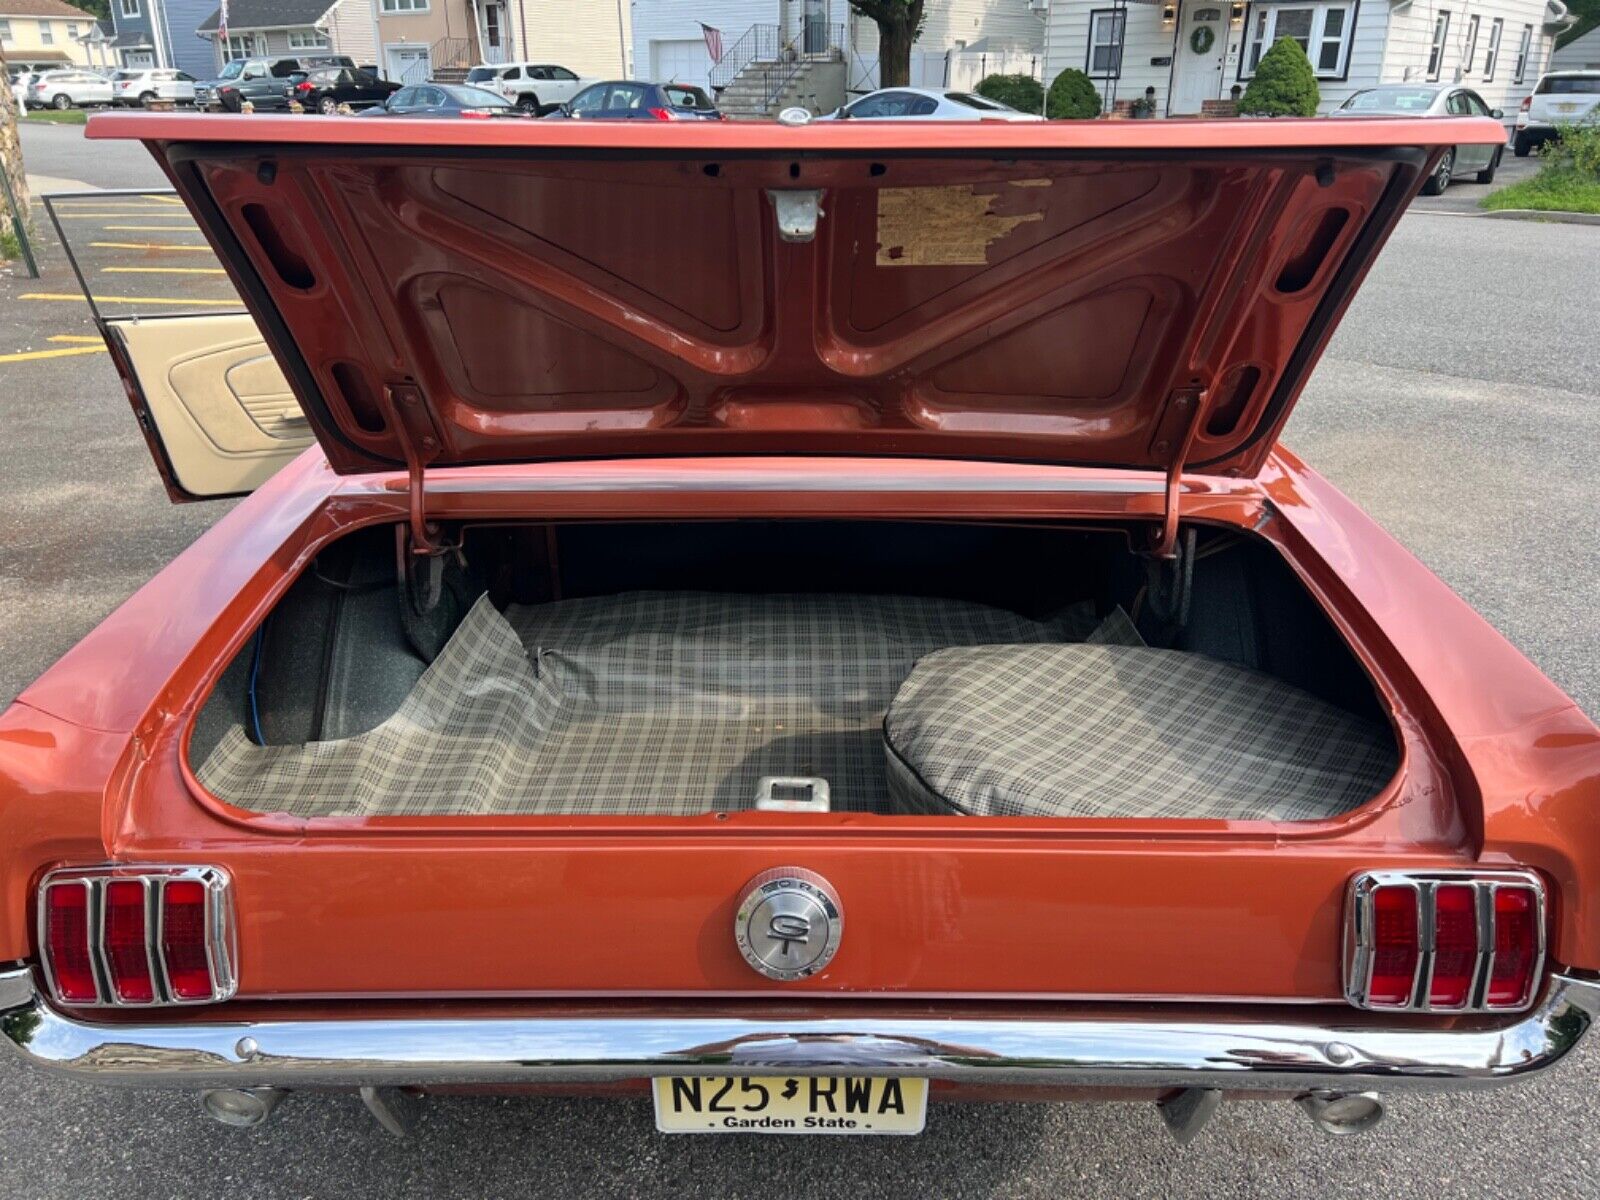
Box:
[1487,886,1538,1008]
[296,81,312,92]
[103,880,155,1003]
[161,879,216,1000]
[458,108,494,119]
[1520,95,1532,111]
[1367,884,1419,1006]
[647,106,675,121]
[1427,884,1477,1008]
[43,882,98,1004]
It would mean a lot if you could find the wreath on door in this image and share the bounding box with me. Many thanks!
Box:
[1190,24,1216,54]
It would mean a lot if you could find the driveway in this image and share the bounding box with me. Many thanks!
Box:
[2,123,1599,1200]
[1408,140,1539,213]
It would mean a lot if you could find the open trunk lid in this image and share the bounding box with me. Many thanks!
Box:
[88,113,1500,481]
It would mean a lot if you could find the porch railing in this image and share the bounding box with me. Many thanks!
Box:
[430,36,475,71]
[709,21,845,109]
[709,23,778,92]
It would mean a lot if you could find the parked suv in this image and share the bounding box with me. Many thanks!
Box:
[1514,70,1600,155]
[195,56,356,112]
[285,65,399,113]
[463,61,592,114]
[111,68,198,107]
[24,69,112,110]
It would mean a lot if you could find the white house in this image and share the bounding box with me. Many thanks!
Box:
[632,0,1047,102]
[1043,0,1574,119]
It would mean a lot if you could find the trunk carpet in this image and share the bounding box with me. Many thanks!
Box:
[197,592,1099,817]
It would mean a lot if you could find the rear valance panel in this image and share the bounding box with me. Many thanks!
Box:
[95,115,1500,475]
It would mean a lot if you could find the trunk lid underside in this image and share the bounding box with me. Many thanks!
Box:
[94,114,1502,478]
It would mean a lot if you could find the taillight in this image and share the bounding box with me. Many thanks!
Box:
[647,106,676,121]
[161,879,216,1000]
[459,108,494,119]
[1366,883,1419,1006]
[103,879,156,1003]
[295,81,313,92]
[42,880,98,1003]
[1345,871,1545,1012]
[1487,885,1539,1008]
[1520,95,1533,111]
[38,867,235,1008]
[1426,884,1477,1008]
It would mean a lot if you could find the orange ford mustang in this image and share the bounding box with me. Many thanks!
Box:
[2,112,1597,1143]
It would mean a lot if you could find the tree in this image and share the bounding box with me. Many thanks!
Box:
[849,0,926,88]
[1046,69,1102,119]
[1238,36,1320,117]
[975,72,1044,114]
[0,46,33,259]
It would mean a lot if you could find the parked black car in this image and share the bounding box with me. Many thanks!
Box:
[546,80,724,120]
[356,82,520,118]
[194,55,356,112]
[285,66,401,114]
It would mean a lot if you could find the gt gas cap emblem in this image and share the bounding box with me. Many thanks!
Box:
[734,867,843,981]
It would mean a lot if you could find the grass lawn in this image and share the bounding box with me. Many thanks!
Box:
[22,108,89,125]
[1482,165,1600,215]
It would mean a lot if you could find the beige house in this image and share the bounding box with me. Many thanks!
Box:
[375,0,630,83]
[0,0,101,70]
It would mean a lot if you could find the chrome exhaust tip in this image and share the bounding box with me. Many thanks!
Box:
[199,1087,284,1128]
[1298,1090,1385,1136]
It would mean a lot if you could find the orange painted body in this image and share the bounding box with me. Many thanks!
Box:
[2,452,1596,1004]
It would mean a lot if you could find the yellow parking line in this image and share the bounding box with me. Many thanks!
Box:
[89,241,212,251]
[102,266,227,275]
[102,224,204,231]
[21,293,240,307]
[0,345,107,364]
[55,211,191,218]
[48,335,104,343]
[147,196,186,205]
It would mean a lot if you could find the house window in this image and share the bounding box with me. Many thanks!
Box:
[1461,15,1478,76]
[67,22,79,37]
[0,18,11,41]
[1086,9,1125,77]
[1243,4,1352,77]
[119,0,139,17]
[223,33,259,60]
[380,0,430,13]
[39,20,53,44]
[1514,23,1532,83]
[1427,10,1450,81]
[286,28,329,49]
[1483,17,1502,81]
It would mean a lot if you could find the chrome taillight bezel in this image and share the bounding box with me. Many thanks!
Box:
[37,865,237,1008]
[1343,869,1546,1014]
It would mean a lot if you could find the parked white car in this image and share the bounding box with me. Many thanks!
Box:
[1514,70,1600,155]
[111,68,198,108]
[822,87,1045,121]
[463,62,592,114]
[25,70,114,111]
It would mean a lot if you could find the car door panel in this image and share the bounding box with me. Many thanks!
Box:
[104,313,311,499]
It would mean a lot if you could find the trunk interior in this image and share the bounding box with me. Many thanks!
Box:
[188,520,1399,823]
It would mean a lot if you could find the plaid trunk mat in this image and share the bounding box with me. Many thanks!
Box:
[197,592,1099,817]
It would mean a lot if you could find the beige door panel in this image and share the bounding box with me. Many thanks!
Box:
[111,313,312,497]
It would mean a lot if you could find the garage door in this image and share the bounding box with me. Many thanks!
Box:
[650,38,712,88]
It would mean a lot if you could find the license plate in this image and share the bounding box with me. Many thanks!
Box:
[653,1075,927,1135]
[1557,103,1579,113]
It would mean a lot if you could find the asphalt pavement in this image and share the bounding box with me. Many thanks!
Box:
[1,120,1599,1199]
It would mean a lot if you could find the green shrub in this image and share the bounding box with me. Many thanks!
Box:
[1046,68,1102,119]
[975,72,1045,114]
[1238,36,1320,117]
[1548,123,1600,176]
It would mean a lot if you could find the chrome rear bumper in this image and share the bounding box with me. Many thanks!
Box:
[3,965,1597,1093]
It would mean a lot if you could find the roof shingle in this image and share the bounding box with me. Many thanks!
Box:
[196,0,336,34]
[0,0,98,18]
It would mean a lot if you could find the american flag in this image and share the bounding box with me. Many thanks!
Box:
[701,23,724,64]
[218,0,229,41]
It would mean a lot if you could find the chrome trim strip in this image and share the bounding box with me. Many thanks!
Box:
[2,965,1597,1093]
[408,473,1172,497]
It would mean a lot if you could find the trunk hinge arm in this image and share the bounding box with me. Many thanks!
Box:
[1146,386,1208,561]
[379,383,451,612]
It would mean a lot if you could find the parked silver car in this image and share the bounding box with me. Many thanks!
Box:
[823,86,1045,121]
[1330,84,1504,193]
[25,69,114,111]
[111,68,198,108]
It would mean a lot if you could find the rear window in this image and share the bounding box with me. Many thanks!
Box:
[113,71,140,81]
[664,84,714,110]
[945,91,1006,111]
[465,66,497,83]
[1342,86,1439,111]
[1536,75,1600,94]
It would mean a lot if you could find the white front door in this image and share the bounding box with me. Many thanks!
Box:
[1169,3,1227,114]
